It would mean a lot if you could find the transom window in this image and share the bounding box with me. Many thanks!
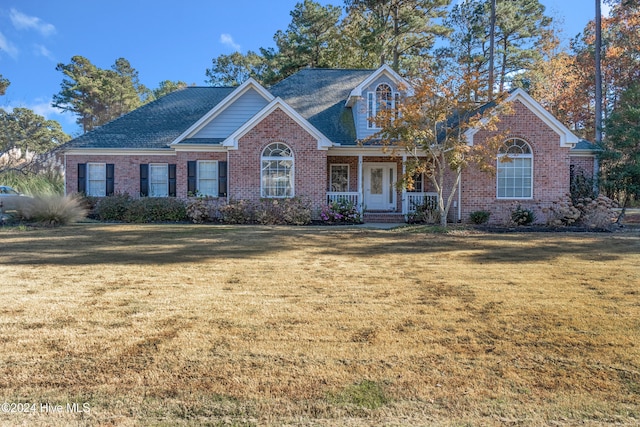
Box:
[497,138,533,199]
[367,83,398,129]
[261,143,294,198]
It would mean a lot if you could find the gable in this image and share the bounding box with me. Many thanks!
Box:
[465,89,580,148]
[172,78,274,146]
[224,98,331,151]
[192,88,270,139]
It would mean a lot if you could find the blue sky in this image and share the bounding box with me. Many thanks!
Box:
[0,0,608,137]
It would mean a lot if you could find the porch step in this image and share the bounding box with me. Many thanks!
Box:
[363,212,406,223]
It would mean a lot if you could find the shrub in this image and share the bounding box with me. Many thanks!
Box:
[18,194,87,226]
[511,205,536,226]
[220,199,256,224]
[94,193,133,221]
[0,170,64,196]
[186,197,226,224]
[320,199,362,224]
[574,195,617,229]
[405,197,439,224]
[544,197,581,227]
[469,210,491,224]
[123,198,187,223]
[256,197,312,225]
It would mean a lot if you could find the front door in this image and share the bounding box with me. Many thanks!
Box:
[363,162,396,210]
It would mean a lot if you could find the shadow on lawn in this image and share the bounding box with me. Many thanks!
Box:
[0,224,635,266]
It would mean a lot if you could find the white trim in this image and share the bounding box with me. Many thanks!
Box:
[465,88,580,148]
[64,148,176,156]
[171,78,274,145]
[223,98,332,150]
[172,144,227,153]
[346,65,413,107]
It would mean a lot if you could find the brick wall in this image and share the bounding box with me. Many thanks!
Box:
[569,156,596,179]
[229,108,327,213]
[65,152,226,198]
[458,100,572,224]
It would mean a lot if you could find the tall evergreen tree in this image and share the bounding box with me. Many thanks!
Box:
[53,56,150,133]
[343,0,451,73]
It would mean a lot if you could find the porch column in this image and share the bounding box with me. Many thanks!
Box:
[358,154,363,213]
[401,153,407,214]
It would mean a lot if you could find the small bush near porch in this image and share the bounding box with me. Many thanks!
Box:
[0,225,638,426]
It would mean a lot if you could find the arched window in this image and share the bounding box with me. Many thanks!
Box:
[497,138,533,199]
[261,143,294,198]
[367,83,397,129]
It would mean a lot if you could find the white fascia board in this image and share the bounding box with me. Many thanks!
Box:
[327,145,426,157]
[223,97,333,150]
[170,78,275,146]
[63,148,176,156]
[172,144,227,153]
[345,64,414,107]
[465,88,580,148]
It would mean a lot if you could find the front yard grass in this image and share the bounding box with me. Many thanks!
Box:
[0,224,638,426]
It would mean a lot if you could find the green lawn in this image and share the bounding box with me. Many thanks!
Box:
[0,224,639,426]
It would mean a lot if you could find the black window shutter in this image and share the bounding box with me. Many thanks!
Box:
[106,164,115,196]
[218,161,227,197]
[140,164,149,197]
[168,164,177,197]
[187,161,197,195]
[77,163,86,193]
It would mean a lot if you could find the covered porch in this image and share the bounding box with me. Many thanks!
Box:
[325,152,439,220]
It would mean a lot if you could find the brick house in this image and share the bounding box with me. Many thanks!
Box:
[61,65,598,224]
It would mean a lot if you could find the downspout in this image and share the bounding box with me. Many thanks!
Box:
[226,149,230,203]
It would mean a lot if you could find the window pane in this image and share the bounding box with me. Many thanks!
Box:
[261,143,293,198]
[497,155,532,199]
[198,161,218,197]
[87,163,106,197]
[149,164,168,197]
[330,165,349,192]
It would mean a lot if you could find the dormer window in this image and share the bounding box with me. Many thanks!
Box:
[367,83,399,129]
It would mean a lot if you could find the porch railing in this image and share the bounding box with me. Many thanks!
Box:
[327,192,360,207]
[406,192,438,213]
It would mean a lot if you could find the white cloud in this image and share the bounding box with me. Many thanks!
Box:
[34,44,55,61]
[220,33,241,51]
[0,31,19,58]
[10,8,56,37]
[602,2,612,18]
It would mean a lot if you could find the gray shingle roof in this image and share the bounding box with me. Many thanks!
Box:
[62,86,235,149]
[270,68,374,145]
[61,69,377,150]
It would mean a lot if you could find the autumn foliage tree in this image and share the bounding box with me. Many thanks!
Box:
[372,66,509,226]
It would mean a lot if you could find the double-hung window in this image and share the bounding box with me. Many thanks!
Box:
[87,163,107,197]
[497,139,533,199]
[149,163,169,197]
[197,161,218,197]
